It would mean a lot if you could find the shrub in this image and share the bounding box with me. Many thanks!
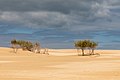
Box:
[11,39,34,52]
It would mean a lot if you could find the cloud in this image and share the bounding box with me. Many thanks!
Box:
[0,0,92,13]
[91,1,110,18]
[0,0,119,30]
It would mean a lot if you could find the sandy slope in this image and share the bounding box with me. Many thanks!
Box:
[0,47,120,80]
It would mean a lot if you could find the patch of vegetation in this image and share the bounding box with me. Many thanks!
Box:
[11,39,39,53]
[74,40,98,56]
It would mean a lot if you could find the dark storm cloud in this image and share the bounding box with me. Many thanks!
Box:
[0,0,119,30]
[0,0,98,13]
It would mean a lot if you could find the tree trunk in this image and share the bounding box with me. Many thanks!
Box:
[15,48,18,53]
[76,48,80,56]
[12,44,17,53]
[92,48,94,55]
[81,49,84,56]
[88,48,91,55]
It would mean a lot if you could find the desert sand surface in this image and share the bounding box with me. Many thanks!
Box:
[0,47,120,80]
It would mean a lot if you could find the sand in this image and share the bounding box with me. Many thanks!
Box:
[0,47,120,80]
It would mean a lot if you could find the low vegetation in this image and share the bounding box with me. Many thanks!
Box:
[11,39,40,53]
[11,39,97,56]
[74,40,98,56]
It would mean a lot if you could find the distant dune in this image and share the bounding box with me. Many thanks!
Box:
[0,47,120,80]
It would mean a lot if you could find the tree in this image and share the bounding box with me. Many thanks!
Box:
[74,40,88,56]
[89,41,98,55]
[11,39,18,53]
[74,40,98,56]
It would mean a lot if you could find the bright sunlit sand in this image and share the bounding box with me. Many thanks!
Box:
[0,47,120,80]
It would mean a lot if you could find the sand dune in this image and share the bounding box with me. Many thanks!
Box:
[0,47,120,80]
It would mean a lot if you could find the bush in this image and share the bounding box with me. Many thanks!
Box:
[11,39,34,51]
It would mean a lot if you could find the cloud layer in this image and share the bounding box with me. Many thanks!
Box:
[0,0,120,29]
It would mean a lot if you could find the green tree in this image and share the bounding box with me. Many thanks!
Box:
[74,40,88,56]
[11,39,18,53]
[89,41,98,55]
[74,40,98,56]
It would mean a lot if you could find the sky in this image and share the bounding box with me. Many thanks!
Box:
[0,0,120,49]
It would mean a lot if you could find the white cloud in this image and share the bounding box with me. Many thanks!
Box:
[0,12,21,21]
[91,1,110,18]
